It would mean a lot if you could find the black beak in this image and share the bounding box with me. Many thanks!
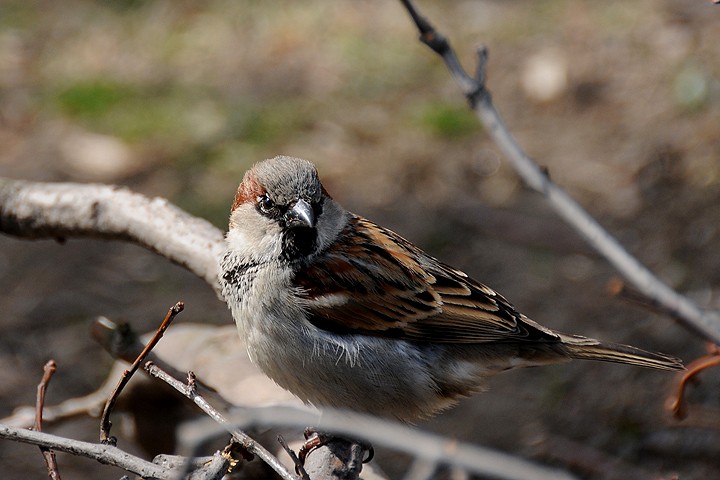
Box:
[285,199,316,228]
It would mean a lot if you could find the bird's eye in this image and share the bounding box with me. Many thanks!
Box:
[257,194,275,214]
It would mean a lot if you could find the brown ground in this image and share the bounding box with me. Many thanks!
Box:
[1,1,719,478]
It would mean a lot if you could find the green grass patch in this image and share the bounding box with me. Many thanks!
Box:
[52,79,194,142]
[415,102,478,139]
[55,81,132,117]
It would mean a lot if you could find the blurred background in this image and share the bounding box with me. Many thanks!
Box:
[1,0,719,478]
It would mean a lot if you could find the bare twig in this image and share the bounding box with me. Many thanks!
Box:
[153,454,230,480]
[0,424,172,479]
[1,5,710,480]
[398,0,720,344]
[2,419,230,480]
[91,316,235,411]
[34,361,57,432]
[34,360,61,480]
[277,435,311,480]
[100,302,184,444]
[666,343,720,419]
[1,322,236,431]
[144,362,298,480]
[0,179,225,294]
[186,405,578,480]
[2,386,109,429]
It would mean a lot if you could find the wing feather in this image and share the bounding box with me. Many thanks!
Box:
[293,215,560,344]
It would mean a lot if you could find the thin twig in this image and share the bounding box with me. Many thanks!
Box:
[399,0,476,94]
[0,179,225,293]
[34,360,61,480]
[277,435,311,480]
[91,316,234,411]
[190,405,578,480]
[1,385,109,429]
[0,424,172,479]
[153,453,229,480]
[34,361,57,432]
[99,302,184,444]
[144,362,298,480]
[666,343,720,419]
[397,0,720,344]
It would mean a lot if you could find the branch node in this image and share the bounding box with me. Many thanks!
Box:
[187,371,198,395]
[224,440,254,463]
[467,47,490,109]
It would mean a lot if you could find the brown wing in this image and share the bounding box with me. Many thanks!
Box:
[293,215,561,344]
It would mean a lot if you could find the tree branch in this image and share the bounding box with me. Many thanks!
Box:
[398,0,720,344]
[144,362,299,480]
[0,424,172,479]
[0,178,225,295]
[1,7,703,478]
[0,423,233,480]
[185,405,578,480]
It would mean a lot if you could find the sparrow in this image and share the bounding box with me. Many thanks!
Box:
[220,156,684,421]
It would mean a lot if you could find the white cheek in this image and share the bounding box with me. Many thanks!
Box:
[227,211,284,262]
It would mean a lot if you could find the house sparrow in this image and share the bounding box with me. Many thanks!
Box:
[220,156,683,421]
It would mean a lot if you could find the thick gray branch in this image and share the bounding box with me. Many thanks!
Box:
[399,0,720,344]
[1,424,229,480]
[472,77,720,344]
[188,405,579,480]
[0,178,225,294]
[0,424,172,479]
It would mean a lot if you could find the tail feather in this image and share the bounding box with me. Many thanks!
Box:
[557,335,684,371]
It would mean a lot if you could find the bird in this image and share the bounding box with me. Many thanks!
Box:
[219,155,683,421]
